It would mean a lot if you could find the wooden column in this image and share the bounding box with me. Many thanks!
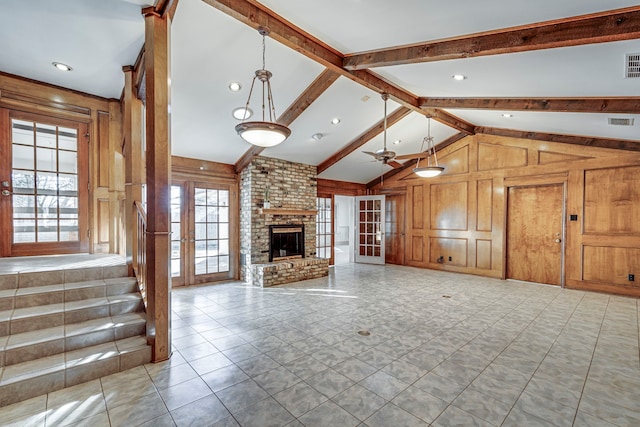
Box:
[122,67,144,270]
[143,8,171,362]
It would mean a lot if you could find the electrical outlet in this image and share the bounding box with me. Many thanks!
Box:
[629,274,635,282]
[448,256,452,262]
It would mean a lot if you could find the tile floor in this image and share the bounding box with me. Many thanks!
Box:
[0,262,639,427]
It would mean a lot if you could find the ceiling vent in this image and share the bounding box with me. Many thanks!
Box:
[626,53,640,78]
[608,117,635,126]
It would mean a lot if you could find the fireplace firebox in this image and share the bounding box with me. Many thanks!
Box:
[269,224,305,262]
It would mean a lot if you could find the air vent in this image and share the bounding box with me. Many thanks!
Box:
[626,53,640,78]
[608,118,635,126]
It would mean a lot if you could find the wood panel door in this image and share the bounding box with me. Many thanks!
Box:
[0,110,89,256]
[507,184,564,286]
[355,195,385,265]
[385,194,405,265]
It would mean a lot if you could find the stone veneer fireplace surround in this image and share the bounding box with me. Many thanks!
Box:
[240,156,329,286]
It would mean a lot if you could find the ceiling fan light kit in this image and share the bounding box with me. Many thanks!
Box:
[413,116,444,178]
[235,27,291,147]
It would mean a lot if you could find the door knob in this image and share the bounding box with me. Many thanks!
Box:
[555,238,561,243]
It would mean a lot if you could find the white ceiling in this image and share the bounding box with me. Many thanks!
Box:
[1,0,639,184]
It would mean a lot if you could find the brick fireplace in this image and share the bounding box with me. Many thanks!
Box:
[240,156,329,286]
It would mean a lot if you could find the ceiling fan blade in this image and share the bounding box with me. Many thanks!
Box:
[387,160,404,169]
[395,151,427,160]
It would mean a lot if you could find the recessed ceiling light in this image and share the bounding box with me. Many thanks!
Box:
[501,113,514,118]
[312,133,324,141]
[452,74,466,81]
[393,139,401,145]
[331,118,341,125]
[228,82,242,92]
[232,107,252,120]
[52,62,72,72]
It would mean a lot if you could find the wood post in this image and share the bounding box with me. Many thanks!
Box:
[122,67,144,272]
[143,9,172,362]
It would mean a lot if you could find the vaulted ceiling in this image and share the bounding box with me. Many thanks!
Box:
[1,0,639,185]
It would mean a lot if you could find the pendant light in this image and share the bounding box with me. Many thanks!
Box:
[235,27,291,147]
[413,116,444,178]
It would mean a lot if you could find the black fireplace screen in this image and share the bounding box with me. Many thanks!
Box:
[269,224,305,262]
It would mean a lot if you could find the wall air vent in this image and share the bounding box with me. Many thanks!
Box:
[608,118,635,126]
[626,53,640,78]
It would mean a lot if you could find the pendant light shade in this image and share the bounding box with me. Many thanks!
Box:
[235,27,291,147]
[413,116,444,178]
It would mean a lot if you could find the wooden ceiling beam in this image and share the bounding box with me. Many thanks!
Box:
[420,97,640,114]
[317,106,412,174]
[203,0,475,136]
[234,68,340,172]
[477,127,640,151]
[344,6,640,70]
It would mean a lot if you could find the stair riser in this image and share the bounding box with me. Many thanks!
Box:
[0,347,151,407]
[8,282,140,310]
[11,312,64,335]
[14,266,129,289]
[2,323,145,367]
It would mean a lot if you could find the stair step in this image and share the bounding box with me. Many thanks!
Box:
[0,336,151,407]
[0,277,138,310]
[1,312,146,367]
[0,292,143,337]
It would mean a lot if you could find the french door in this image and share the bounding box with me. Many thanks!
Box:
[0,110,89,256]
[171,181,237,286]
[355,195,385,264]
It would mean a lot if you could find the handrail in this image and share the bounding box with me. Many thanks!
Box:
[133,200,148,309]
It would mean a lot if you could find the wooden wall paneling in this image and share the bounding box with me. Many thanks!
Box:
[411,184,424,229]
[316,178,366,196]
[583,166,640,234]
[411,236,424,262]
[476,239,492,270]
[477,142,528,171]
[476,179,493,232]
[98,199,110,245]
[539,151,593,165]
[438,145,470,175]
[429,237,468,267]
[0,109,11,256]
[430,181,468,230]
[172,156,237,182]
[527,148,539,166]
[582,246,639,287]
[565,169,584,283]
[97,111,111,188]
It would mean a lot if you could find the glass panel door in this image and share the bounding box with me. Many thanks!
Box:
[316,196,333,264]
[1,110,88,256]
[355,195,385,265]
[192,186,230,280]
[170,185,185,287]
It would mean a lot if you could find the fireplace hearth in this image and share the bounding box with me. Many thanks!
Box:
[269,224,305,262]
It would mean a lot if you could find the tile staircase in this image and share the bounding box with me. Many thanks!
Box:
[0,264,151,407]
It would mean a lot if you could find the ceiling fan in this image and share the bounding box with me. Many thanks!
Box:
[363,94,403,169]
